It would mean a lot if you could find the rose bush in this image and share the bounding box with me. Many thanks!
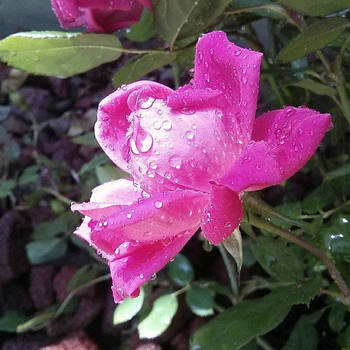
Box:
[51,0,152,33]
[71,31,331,303]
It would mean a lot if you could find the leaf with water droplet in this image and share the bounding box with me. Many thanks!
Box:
[0,32,123,78]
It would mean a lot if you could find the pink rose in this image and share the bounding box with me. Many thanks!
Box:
[72,31,331,302]
[51,0,152,33]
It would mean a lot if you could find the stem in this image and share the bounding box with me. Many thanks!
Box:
[243,192,312,233]
[248,215,350,305]
[42,187,72,205]
[56,274,111,317]
[332,33,350,123]
[257,336,275,350]
[218,244,239,302]
[172,285,190,297]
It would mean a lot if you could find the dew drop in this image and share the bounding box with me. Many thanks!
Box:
[234,50,241,56]
[153,120,162,130]
[154,200,163,209]
[139,274,144,279]
[151,273,157,280]
[162,120,172,131]
[186,131,195,140]
[169,155,182,169]
[242,76,247,85]
[140,97,155,109]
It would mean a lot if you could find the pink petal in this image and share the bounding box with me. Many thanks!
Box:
[201,184,242,245]
[137,0,152,11]
[252,107,332,181]
[128,97,239,193]
[219,141,282,192]
[89,189,208,254]
[193,31,263,144]
[71,179,142,219]
[84,6,143,32]
[96,81,172,173]
[51,0,85,29]
[220,107,332,192]
[77,0,133,10]
[109,229,196,303]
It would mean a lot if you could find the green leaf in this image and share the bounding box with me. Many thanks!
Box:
[282,312,322,350]
[95,164,128,184]
[191,279,321,350]
[250,236,304,283]
[185,286,215,317]
[113,52,176,88]
[277,18,350,62]
[138,294,178,339]
[4,140,20,161]
[292,79,337,97]
[328,303,347,333]
[324,163,350,182]
[230,0,288,20]
[18,165,40,186]
[277,0,350,16]
[113,287,145,325]
[79,153,109,175]
[0,32,123,78]
[168,254,194,286]
[302,183,336,214]
[0,179,16,198]
[67,264,101,291]
[32,212,79,240]
[0,311,29,332]
[26,238,67,265]
[321,215,350,259]
[223,228,243,272]
[153,0,231,48]
[126,9,154,42]
[72,132,98,147]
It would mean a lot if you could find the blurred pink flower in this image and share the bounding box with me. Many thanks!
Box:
[51,0,152,33]
[72,31,332,302]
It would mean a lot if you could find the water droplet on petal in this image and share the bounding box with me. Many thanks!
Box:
[169,155,182,169]
[153,120,162,130]
[126,213,132,219]
[242,76,247,84]
[140,97,155,109]
[151,273,157,280]
[139,274,144,279]
[186,131,195,140]
[162,120,172,131]
[154,200,163,209]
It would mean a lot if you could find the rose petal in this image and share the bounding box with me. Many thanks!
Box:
[128,97,239,193]
[51,0,85,29]
[78,0,133,10]
[96,81,172,173]
[201,184,242,245]
[89,189,208,254]
[252,107,332,181]
[71,179,142,219]
[220,107,332,192]
[109,229,196,303]
[194,31,263,144]
[219,141,282,192]
[137,0,152,11]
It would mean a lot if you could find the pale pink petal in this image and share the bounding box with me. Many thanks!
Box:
[193,31,263,144]
[219,141,282,192]
[109,229,196,303]
[89,189,208,254]
[96,81,172,173]
[201,184,242,245]
[128,97,239,193]
[71,179,142,219]
[252,107,332,181]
